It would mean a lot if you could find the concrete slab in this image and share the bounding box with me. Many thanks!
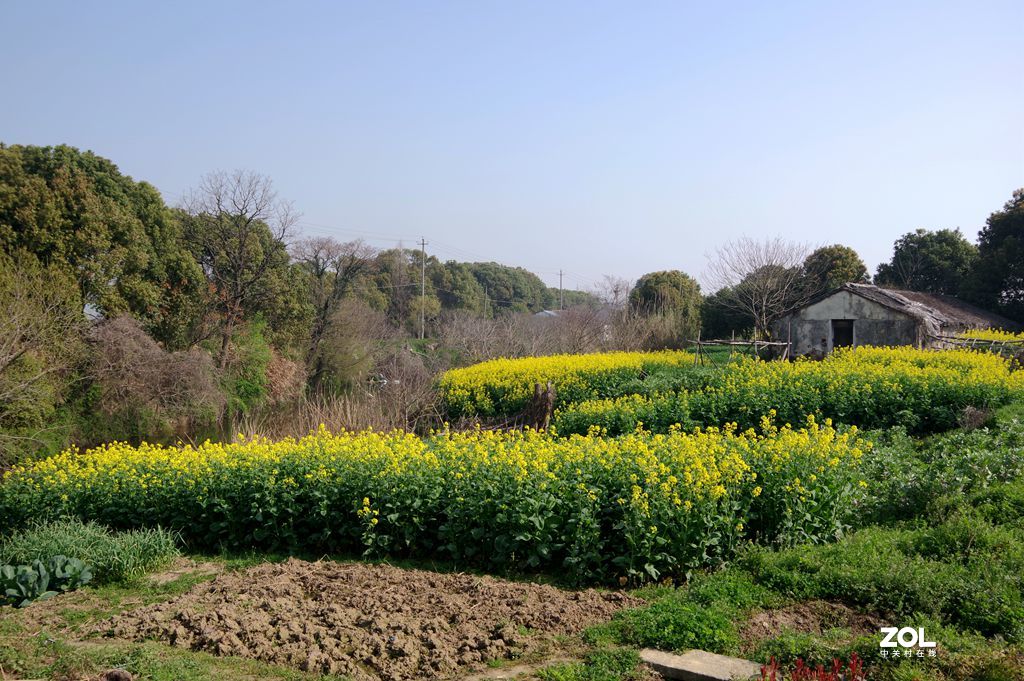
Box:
[640,648,761,681]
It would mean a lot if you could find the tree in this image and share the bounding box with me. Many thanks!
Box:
[594,275,633,308]
[701,287,751,339]
[0,251,83,463]
[0,144,204,348]
[435,262,486,315]
[292,237,375,389]
[705,237,813,339]
[966,189,1024,322]
[629,270,702,346]
[553,288,600,309]
[802,244,869,291]
[180,170,299,368]
[874,228,977,294]
[465,262,552,314]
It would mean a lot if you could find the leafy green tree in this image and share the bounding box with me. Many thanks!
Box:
[874,228,978,294]
[802,244,869,291]
[465,262,552,314]
[965,189,1024,322]
[701,287,751,338]
[435,262,486,314]
[629,270,702,345]
[551,288,600,309]
[0,144,204,348]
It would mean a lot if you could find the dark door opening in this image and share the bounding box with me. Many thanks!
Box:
[831,319,854,348]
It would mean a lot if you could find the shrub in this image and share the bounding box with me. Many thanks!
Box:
[613,596,739,652]
[858,422,1024,525]
[83,315,224,444]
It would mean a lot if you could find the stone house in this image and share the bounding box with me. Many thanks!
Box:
[772,283,1020,357]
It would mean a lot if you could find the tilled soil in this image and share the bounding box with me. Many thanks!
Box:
[98,558,640,680]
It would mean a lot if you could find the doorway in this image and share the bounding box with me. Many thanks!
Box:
[831,319,854,349]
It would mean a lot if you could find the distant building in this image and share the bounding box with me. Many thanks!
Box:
[533,310,561,318]
[773,283,1020,357]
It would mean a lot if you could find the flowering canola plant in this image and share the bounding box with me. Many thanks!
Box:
[554,347,1024,435]
[0,420,867,584]
[439,350,694,418]
[958,328,1024,343]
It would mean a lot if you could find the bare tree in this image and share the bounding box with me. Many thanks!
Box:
[705,237,816,339]
[182,170,298,368]
[292,236,376,390]
[593,275,633,308]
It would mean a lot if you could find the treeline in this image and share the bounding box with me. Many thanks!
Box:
[637,193,1024,342]
[1,143,1021,461]
[0,144,599,461]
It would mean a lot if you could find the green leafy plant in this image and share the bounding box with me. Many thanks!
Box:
[0,555,92,607]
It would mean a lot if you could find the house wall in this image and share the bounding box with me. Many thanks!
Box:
[774,291,920,355]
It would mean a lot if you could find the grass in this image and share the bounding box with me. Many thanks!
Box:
[580,401,1024,680]
[0,518,180,584]
[537,648,643,681]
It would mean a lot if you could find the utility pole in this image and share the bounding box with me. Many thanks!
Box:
[419,237,427,340]
[559,270,564,311]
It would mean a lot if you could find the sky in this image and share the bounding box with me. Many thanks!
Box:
[2,1,1022,293]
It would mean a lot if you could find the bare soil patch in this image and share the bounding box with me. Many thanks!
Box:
[147,557,222,585]
[739,600,889,651]
[97,558,640,680]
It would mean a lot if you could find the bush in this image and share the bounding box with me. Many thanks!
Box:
[538,648,641,681]
[0,519,179,584]
[613,595,739,652]
[82,315,224,445]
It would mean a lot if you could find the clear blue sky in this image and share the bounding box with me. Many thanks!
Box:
[2,1,1022,292]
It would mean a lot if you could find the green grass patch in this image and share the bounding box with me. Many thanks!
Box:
[0,518,180,584]
[595,568,783,655]
[538,647,642,681]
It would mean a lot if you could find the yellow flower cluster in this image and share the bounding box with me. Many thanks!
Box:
[958,328,1024,343]
[0,420,867,583]
[555,346,1023,435]
[439,350,694,417]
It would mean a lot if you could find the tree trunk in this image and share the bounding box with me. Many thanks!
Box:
[218,315,236,369]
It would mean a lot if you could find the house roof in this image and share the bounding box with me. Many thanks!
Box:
[808,283,1021,333]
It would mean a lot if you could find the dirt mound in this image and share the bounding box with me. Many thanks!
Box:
[740,600,889,650]
[98,558,640,680]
